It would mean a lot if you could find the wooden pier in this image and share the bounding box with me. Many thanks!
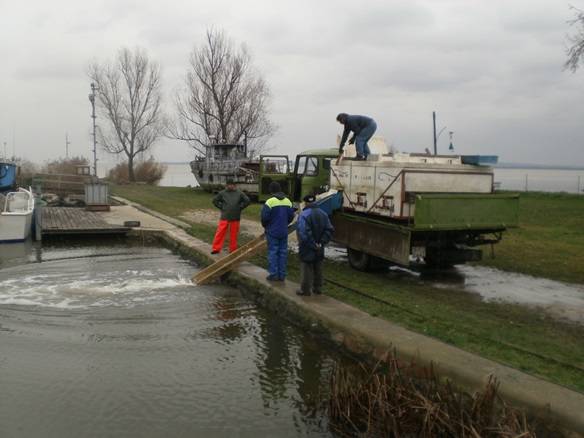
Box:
[41,207,129,236]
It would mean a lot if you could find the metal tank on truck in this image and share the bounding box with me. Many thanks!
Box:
[258,138,519,270]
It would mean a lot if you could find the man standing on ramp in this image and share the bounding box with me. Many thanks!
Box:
[336,113,377,161]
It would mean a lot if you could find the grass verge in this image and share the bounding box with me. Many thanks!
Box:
[113,184,584,392]
[477,191,584,284]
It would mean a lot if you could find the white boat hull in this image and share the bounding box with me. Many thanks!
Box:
[0,213,33,242]
[0,187,34,243]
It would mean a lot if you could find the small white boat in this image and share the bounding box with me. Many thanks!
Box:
[0,187,34,243]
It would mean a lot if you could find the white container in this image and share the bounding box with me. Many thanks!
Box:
[85,182,109,205]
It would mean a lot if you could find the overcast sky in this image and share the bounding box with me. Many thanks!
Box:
[1,0,583,172]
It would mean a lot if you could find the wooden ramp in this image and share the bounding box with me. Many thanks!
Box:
[192,233,268,285]
[41,207,129,236]
[192,223,298,285]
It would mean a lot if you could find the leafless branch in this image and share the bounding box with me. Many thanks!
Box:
[167,28,276,157]
[565,5,584,72]
[88,47,164,181]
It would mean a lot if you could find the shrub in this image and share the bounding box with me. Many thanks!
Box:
[42,156,89,175]
[108,157,167,185]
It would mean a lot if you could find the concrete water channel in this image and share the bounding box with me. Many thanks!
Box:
[0,239,351,437]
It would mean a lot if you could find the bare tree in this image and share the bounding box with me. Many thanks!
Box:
[168,29,275,156]
[88,47,163,182]
[565,6,584,72]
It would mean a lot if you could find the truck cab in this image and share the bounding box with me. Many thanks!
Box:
[258,149,338,202]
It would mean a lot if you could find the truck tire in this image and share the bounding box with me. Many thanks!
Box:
[347,248,390,272]
[348,248,370,271]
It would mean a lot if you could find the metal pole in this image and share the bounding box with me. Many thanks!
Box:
[578,175,581,194]
[524,174,528,192]
[65,133,70,158]
[433,111,437,155]
[89,83,98,177]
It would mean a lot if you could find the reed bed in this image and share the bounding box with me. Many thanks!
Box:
[328,355,558,437]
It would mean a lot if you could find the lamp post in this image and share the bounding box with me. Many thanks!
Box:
[432,111,437,155]
[88,83,98,177]
[432,111,454,154]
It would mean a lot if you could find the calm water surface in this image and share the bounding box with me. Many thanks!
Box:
[0,240,348,437]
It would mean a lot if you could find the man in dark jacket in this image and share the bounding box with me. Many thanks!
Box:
[261,181,295,281]
[211,179,251,254]
[336,113,377,160]
[296,194,334,296]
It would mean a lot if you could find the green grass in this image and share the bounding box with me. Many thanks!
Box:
[113,184,584,392]
[112,185,262,221]
[477,191,584,284]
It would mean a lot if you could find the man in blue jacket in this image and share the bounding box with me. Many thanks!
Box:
[261,181,295,281]
[296,194,334,296]
[336,113,377,160]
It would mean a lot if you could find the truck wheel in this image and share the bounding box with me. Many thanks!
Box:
[347,248,389,271]
[347,248,370,271]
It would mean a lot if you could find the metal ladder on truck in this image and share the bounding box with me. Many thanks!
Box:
[191,190,342,285]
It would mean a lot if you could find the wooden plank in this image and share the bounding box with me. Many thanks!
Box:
[192,234,268,285]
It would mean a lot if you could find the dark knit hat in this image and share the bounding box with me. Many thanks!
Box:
[269,181,281,194]
[226,178,235,185]
[336,113,348,123]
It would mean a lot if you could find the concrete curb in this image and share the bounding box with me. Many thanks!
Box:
[116,199,584,435]
[111,196,192,230]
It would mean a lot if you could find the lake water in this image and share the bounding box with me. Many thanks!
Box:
[160,163,584,194]
[0,240,350,437]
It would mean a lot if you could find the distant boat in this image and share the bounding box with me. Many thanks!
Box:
[190,143,260,197]
[0,187,34,243]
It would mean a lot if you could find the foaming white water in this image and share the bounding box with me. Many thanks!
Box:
[0,269,193,309]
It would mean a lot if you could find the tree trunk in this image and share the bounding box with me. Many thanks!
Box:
[128,156,136,182]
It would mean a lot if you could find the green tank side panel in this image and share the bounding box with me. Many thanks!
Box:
[332,212,411,265]
[413,193,520,231]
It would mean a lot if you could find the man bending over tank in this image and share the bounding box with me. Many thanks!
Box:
[336,113,377,161]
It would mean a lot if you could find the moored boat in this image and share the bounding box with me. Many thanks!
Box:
[0,187,34,243]
[190,143,260,196]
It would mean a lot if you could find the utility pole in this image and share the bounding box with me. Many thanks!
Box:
[432,111,437,155]
[65,133,70,158]
[88,83,98,177]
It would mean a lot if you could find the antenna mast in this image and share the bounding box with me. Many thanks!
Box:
[89,83,98,177]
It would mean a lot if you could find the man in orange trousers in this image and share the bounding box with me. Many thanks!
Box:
[211,179,251,254]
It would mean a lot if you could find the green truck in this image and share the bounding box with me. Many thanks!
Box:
[259,149,519,271]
